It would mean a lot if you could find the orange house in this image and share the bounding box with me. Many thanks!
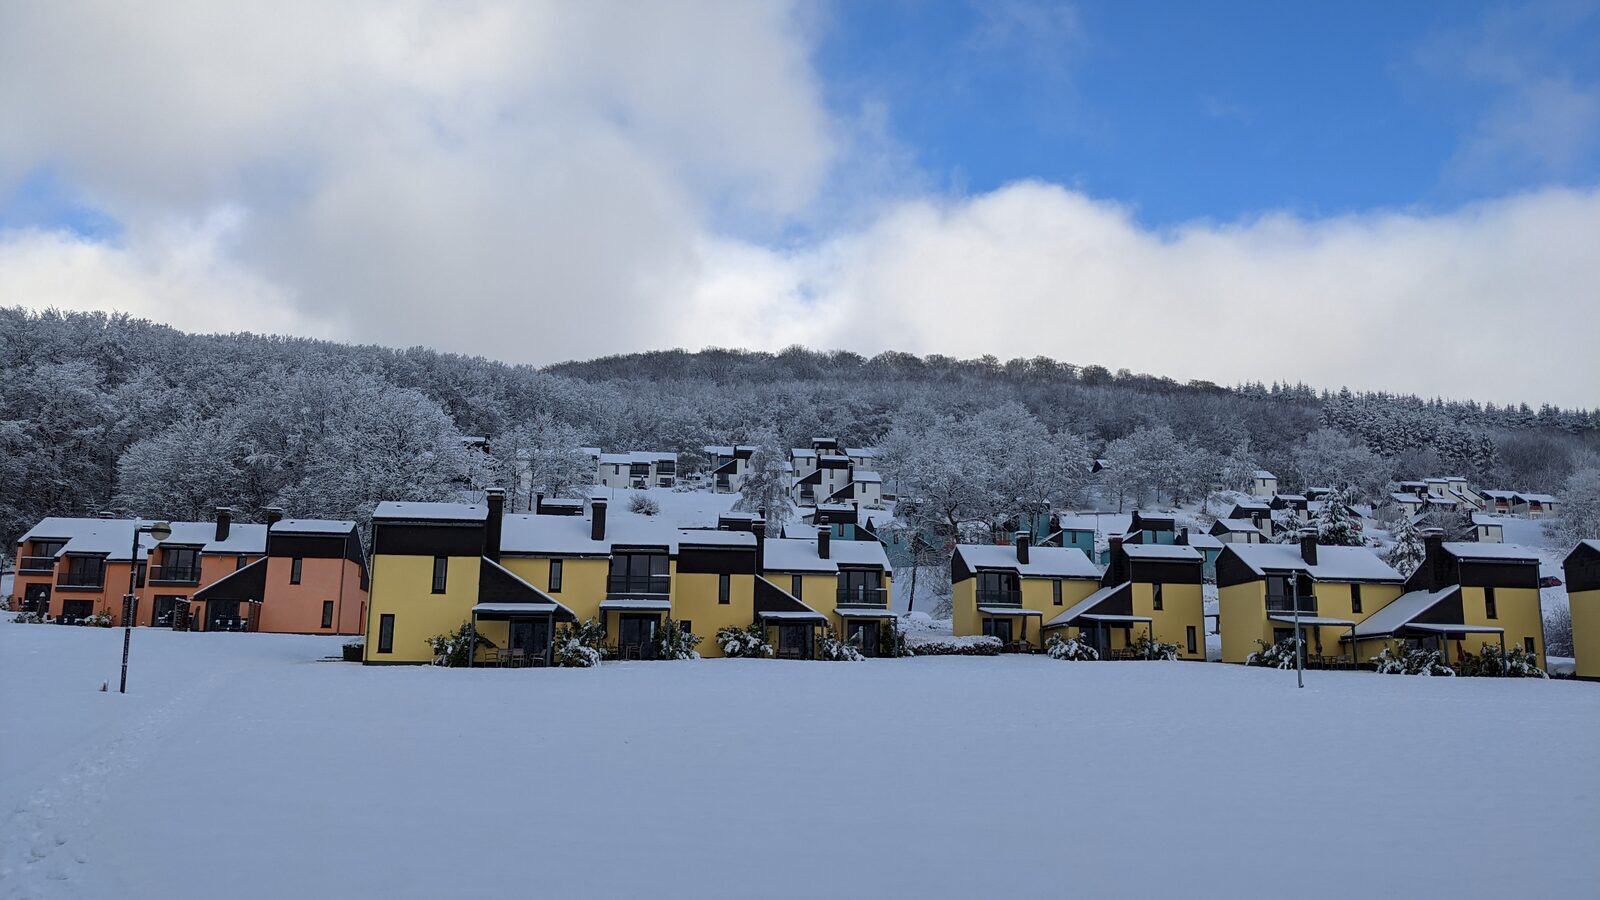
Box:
[13,509,267,627]
[192,518,369,634]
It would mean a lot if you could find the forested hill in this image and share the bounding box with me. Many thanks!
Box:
[1,307,1595,554]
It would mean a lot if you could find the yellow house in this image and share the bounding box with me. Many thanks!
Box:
[1216,535,1406,665]
[951,534,1101,651]
[1561,540,1598,679]
[1044,538,1207,659]
[760,527,894,657]
[1344,536,1545,668]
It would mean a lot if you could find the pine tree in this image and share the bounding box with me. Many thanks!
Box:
[1313,489,1362,546]
[1386,516,1427,577]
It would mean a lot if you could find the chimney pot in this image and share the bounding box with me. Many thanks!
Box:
[1014,530,1031,565]
[591,498,608,543]
[1299,528,1319,566]
[265,507,284,527]
[817,526,831,560]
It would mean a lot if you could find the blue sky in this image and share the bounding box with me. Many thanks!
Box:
[816,0,1600,224]
[0,1,1595,406]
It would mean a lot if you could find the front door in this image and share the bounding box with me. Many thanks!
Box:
[23,583,50,614]
[618,615,659,659]
[153,596,184,628]
[845,620,880,657]
[61,599,93,622]
[509,619,552,664]
[778,624,812,659]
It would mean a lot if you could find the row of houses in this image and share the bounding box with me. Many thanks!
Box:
[12,508,369,633]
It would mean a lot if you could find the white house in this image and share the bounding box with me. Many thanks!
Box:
[1251,470,1278,499]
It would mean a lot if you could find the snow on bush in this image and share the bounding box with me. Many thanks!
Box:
[11,611,44,624]
[1045,632,1098,660]
[878,623,911,658]
[904,634,1002,656]
[426,622,484,667]
[554,620,607,668]
[1245,638,1300,669]
[717,623,773,658]
[628,493,660,516]
[655,618,701,660]
[1457,644,1547,678]
[1371,645,1454,676]
[817,628,864,662]
[84,611,113,627]
[1127,632,1181,661]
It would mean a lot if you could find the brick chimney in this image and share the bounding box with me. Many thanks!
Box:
[265,507,284,527]
[1178,526,1189,545]
[484,488,505,562]
[214,507,232,542]
[590,498,607,542]
[1108,536,1125,584]
[534,492,545,515]
[751,519,766,572]
[817,526,831,560]
[1299,528,1318,566]
[1014,530,1030,565]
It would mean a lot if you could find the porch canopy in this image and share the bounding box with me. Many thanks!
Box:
[1077,613,1152,624]
[979,606,1044,616]
[841,607,902,619]
[1043,582,1132,631]
[753,576,829,624]
[599,597,672,612]
[1268,615,1355,627]
[1341,586,1464,643]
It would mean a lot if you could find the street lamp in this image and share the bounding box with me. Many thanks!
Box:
[121,519,171,694]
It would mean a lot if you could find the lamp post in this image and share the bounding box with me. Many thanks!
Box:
[121,519,172,694]
[1291,573,1304,689]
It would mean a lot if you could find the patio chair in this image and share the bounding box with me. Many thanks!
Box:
[509,649,526,668]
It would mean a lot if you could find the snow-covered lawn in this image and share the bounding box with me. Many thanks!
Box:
[2,621,1596,899]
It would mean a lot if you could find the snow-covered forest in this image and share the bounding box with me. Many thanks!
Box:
[2,307,1596,552]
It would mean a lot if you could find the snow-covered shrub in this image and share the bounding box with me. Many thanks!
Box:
[341,637,364,662]
[0,594,11,612]
[12,611,44,624]
[903,634,1002,656]
[1457,644,1547,678]
[1046,632,1098,661]
[84,611,113,627]
[717,623,773,658]
[1371,645,1454,676]
[1543,604,1573,658]
[655,618,701,660]
[1385,515,1427,577]
[427,622,483,667]
[817,628,864,661]
[1127,632,1181,661]
[628,493,660,516]
[554,619,607,667]
[878,623,911,658]
[1245,638,1300,669]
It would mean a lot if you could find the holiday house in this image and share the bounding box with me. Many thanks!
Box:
[759,527,895,657]
[704,444,756,493]
[1564,541,1600,680]
[596,451,678,490]
[191,517,368,634]
[951,534,1102,651]
[1044,536,1206,659]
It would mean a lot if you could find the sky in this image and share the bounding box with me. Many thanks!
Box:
[0,1,1597,407]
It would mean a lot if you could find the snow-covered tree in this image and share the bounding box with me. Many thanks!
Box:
[1385,516,1427,577]
[1312,490,1362,546]
[115,418,248,521]
[493,415,594,511]
[1545,465,1600,548]
[732,437,792,530]
[1289,428,1391,501]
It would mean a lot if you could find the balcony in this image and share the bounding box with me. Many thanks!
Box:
[149,564,202,585]
[977,589,1022,606]
[606,574,672,596]
[19,556,56,574]
[56,572,105,590]
[1266,595,1318,615]
[837,586,888,607]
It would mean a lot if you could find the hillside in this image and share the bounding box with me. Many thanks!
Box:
[1,307,1595,552]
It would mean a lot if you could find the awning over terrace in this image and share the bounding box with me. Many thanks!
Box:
[978,606,1043,616]
[599,597,673,611]
[472,602,563,618]
[837,607,900,619]
[1078,613,1153,624]
[1268,615,1356,627]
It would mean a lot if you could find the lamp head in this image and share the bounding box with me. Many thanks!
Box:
[147,521,173,542]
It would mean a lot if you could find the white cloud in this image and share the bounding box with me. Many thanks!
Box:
[0,2,1594,409]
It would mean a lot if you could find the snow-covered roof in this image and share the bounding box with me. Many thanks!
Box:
[1388,493,1423,504]
[1254,470,1276,479]
[157,521,220,546]
[789,448,817,458]
[1183,534,1224,550]
[853,471,883,483]
[1122,544,1203,561]
[1482,490,1518,500]
[578,447,601,457]
[1225,544,1403,583]
[955,544,1101,580]
[1346,587,1458,639]
[373,501,489,522]
[204,523,268,555]
[1044,582,1129,629]
[271,519,354,535]
[1442,542,1539,563]
[845,447,878,458]
[1514,492,1558,503]
[761,536,890,573]
[599,450,675,465]
[498,512,755,557]
[1212,519,1262,533]
[1470,512,1503,527]
[20,517,252,561]
[1275,494,1307,503]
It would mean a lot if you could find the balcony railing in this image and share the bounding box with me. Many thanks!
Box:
[149,564,202,585]
[606,574,672,595]
[56,572,105,589]
[837,586,888,607]
[1266,595,1318,614]
[19,556,56,573]
[977,589,1022,606]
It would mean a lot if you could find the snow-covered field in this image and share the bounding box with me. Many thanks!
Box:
[2,621,1596,899]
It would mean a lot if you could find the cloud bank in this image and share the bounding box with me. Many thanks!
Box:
[0,1,1594,407]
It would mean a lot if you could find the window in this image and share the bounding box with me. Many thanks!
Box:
[432,556,448,594]
[1152,583,1163,611]
[1187,625,1198,655]
[236,554,248,570]
[321,600,334,629]
[549,559,563,593]
[839,569,883,605]
[290,557,303,584]
[161,547,200,581]
[608,551,669,594]
[718,574,731,605]
[377,614,395,653]
[1350,584,1363,614]
[135,561,146,588]
[680,620,692,635]
[1052,579,1063,605]
[1484,587,1497,620]
[791,575,803,598]
[1524,637,1535,654]
[64,555,106,587]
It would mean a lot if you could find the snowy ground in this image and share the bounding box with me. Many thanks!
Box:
[2,621,1597,899]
